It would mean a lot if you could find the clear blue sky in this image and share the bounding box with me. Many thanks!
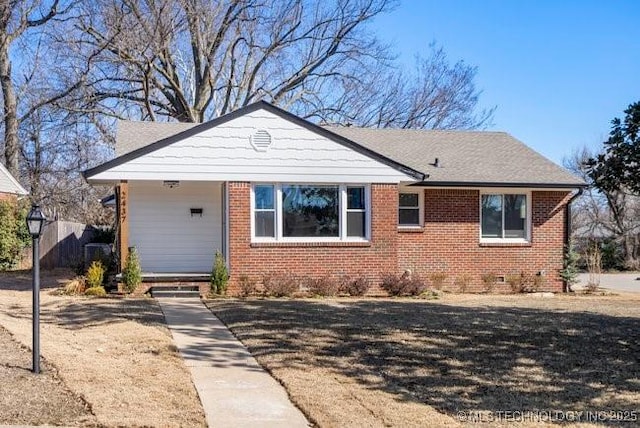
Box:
[373,0,640,164]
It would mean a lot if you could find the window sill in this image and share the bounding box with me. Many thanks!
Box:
[251,241,371,248]
[398,226,425,233]
[479,241,532,247]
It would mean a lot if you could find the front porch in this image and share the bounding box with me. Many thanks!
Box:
[116,272,211,297]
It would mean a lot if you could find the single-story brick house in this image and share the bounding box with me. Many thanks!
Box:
[84,101,585,294]
[0,162,28,200]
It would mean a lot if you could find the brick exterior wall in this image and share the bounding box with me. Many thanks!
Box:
[225,184,570,295]
[227,182,399,294]
[398,189,571,293]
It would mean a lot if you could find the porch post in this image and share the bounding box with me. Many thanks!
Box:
[116,180,129,271]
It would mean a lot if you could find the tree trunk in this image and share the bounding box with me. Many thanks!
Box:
[622,235,639,270]
[0,42,19,178]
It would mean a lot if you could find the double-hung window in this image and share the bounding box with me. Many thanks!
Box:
[251,184,369,241]
[481,193,529,241]
[254,184,276,237]
[398,191,422,227]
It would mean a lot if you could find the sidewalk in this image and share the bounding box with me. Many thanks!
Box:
[157,298,309,428]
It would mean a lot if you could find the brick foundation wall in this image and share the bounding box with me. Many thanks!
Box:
[227,182,399,295]
[398,189,571,293]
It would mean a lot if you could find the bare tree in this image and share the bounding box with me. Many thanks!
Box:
[75,0,492,128]
[0,0,67,177]
[318,45,494,129]
[564,147,640,269]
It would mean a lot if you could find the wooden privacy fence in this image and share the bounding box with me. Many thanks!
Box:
[40,221,96,270]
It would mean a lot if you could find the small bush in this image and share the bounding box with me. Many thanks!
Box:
[262,273,299,297]
[86,260,105,289]
[534,274,545,291]
[340,275,371,296]
[506,271,536,293]
[85,286,107,297]
[69,256,85,276]
[559,242,580,290]
[307,276,340,297]
[122,247,142,293]
[209,251,229,296]
[238,275,258,297]
[481,273,497,293]
[429,272,447,290]
[454,274,473,293]
[381,273,426,297]
[61,277,86,295]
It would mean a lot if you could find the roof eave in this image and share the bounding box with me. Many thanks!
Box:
[410,181,587,189]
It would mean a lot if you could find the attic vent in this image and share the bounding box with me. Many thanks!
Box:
[250,129,273,152]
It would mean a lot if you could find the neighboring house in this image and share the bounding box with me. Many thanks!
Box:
[0,162,28,200]
[84,101,585,293]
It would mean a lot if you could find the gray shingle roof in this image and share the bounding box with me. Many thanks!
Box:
[324,126,584,187]
[113,118,584,187]
[116,120,198,156]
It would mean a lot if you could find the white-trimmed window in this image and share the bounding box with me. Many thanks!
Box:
[398,190,423,227]
[254,184,276,237]
[480,192,530,242]
[251,183,369,242]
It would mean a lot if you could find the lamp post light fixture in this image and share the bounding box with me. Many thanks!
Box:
[26,204,46,374]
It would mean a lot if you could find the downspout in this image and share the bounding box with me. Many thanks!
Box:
[563,187,584,292]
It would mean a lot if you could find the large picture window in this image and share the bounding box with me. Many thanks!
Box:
[481,193,528,240]
[282,185,339,238]
[251,184,369,241]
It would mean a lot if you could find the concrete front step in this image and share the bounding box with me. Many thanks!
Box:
[150,285,201,298]
[151,289,201,298]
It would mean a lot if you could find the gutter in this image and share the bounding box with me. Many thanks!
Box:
[563,187,584,292]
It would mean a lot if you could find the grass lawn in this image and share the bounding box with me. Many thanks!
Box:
[0,270,206,427]
[207,294,640,427]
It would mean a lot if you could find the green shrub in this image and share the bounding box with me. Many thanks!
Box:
[0,200,29,271]
[122,247,142,293]
[86,260,105,288]
[238,275,258,297]
[339,275,371,296]
[559,242,580,289]
[262,273,298,297]
[85,286,107,297]
[209,251,229,296]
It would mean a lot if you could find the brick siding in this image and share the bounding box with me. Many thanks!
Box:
[398,189,570,292]
[226,184,570,295]
[227,182,399,294]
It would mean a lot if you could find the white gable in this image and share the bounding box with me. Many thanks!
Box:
[89,108,416,183]
[0,163,27,195]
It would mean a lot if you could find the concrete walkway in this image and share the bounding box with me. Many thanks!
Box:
[157,298,309,428]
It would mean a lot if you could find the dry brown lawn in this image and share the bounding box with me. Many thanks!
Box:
[0,270,206,427]
[207,294,640,427]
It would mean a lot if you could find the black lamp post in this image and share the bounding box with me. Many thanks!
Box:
[26,204,46,374]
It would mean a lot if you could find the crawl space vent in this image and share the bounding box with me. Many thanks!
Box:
[250,129,273,152]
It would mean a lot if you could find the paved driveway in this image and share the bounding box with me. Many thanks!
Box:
[577,272,640,293]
